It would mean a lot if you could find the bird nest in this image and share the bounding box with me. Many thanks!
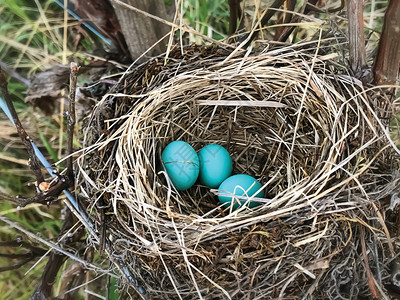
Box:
[77,40,399,299]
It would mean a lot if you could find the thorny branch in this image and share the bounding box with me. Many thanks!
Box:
[0,68,45,187]
[0,63,81,297]
[0,173,71,207]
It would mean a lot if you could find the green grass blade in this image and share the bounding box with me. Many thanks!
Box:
[4,0,31,23]
[38,130,61,166]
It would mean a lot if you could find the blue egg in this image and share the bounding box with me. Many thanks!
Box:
[198,144,232,188]
[218,174,263,210]
[161,141,199,191]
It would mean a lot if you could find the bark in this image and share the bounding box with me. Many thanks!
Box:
[373,0,400,85]
[110,0,170,61]
[347,0,367,77]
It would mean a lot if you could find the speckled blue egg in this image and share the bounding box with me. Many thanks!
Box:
[161,141,199,191]
[218,174,263,210]
[198,144,232,188]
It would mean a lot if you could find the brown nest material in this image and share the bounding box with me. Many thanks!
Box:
[77,39,400,299]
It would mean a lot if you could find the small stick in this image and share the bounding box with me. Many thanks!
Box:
[273,0,296,41]
[0,68,45,187]
[0,176,71,207]
[66,63,79,184]
[18,178,71,207]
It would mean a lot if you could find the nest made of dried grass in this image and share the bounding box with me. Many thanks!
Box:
[77,39,399,299]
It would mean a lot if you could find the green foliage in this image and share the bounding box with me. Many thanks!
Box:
[38,130,60,166]
[183,0,230,41]
[0,162,34,195]
[0,258,48,300]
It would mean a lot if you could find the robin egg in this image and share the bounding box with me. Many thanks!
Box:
[161,141,199,191]
[198,144,232,188]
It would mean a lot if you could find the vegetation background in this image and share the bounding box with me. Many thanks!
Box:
[0,0,392,299]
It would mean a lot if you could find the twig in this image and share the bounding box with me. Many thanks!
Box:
[0,256,36,272]
[0,64,77,208]
[373,0,400,85]
[273,0,296,41]
[276,0,319,42]
[0,68,45,186]
[0,176,71,207]
[360,226,381,299]
[347,0,367,77]
[66,63,79,183]
[0,191,20,204]
[0,237,46,272]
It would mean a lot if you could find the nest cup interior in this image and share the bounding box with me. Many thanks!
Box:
[123,51,346,218]
[79,42,394,299]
